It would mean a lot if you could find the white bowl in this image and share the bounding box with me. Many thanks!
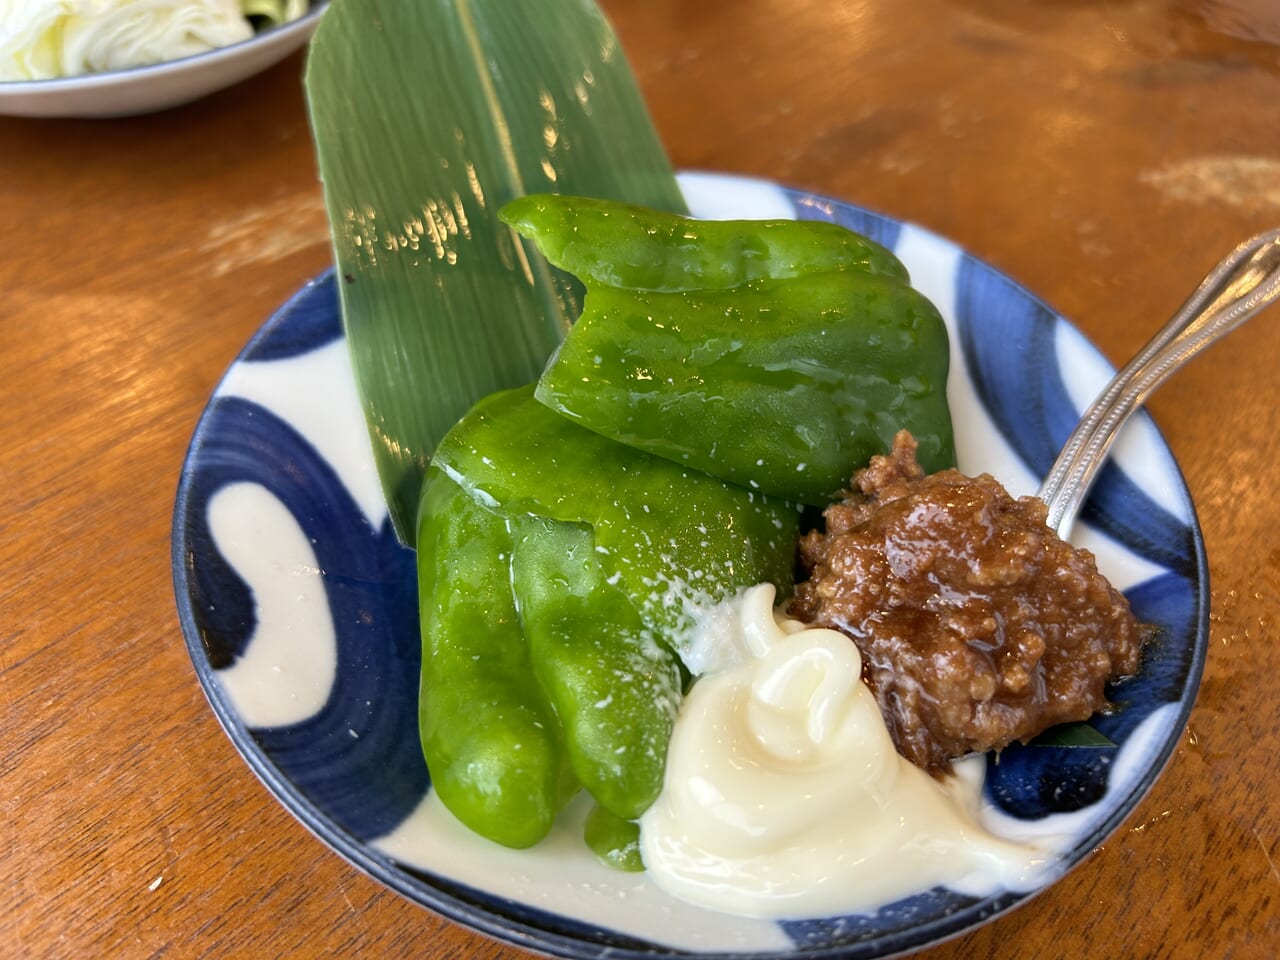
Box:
[0,3,327,119]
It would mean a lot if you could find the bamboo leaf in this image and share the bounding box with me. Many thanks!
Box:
[305,0,686,545]
[1027,722,1116,748]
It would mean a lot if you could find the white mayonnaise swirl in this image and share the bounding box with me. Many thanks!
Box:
[641,584,1053,919]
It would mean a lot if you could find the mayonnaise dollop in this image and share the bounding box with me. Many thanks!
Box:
[640,583,1053,919]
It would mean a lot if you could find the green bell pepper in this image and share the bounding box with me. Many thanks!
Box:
[431,385,798,637]
[500,193,908,291]
[500,195,956,504]
[583,803,644,872]
[419,386,798,843]
[416,468,575,848]
[510,516,679,820]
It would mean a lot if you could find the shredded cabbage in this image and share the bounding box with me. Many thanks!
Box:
[0,0,308,81]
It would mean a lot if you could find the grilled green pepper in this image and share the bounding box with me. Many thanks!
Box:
[416,468,575,848]
[500,195,955,503]
[499,193,907,291]
[419,386,797,842]
[510,516,678,820]
[431,385,798,637]
[583,803,644,872]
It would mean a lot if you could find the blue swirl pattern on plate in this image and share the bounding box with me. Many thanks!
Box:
[173,176,1208,960]
[953,258,1197,576]
[176,273,426,840]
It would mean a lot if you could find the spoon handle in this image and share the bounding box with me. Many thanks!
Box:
[1038,228,1280,539]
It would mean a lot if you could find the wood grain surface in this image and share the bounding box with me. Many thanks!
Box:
[2,1,1278,957]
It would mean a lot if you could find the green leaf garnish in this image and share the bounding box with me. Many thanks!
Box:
[1028,722,1116,748]
[305,0,686,545]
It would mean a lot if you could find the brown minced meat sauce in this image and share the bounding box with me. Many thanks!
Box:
[789,431,1145,773]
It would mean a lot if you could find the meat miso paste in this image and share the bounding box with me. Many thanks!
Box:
[789,431,1146,772]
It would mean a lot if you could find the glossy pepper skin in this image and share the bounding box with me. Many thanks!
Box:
[500,193,908,290]
[500,195,956,504]
[418,386,798,844]
[416,468,575,848]
[431,385,798,637]
[510,517,678,820]
[583,803,644,872]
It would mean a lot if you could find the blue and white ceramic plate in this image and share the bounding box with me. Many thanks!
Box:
[173,173,1208,959]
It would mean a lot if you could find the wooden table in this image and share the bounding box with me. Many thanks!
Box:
[3,1,1278,956]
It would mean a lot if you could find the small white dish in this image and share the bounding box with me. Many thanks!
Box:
[0,3,326,119]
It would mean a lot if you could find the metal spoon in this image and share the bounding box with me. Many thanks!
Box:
[1038,228,1280,540]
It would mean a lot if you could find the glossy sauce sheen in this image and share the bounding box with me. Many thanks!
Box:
[642,584,1050,919]
[790,432,1145,771]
